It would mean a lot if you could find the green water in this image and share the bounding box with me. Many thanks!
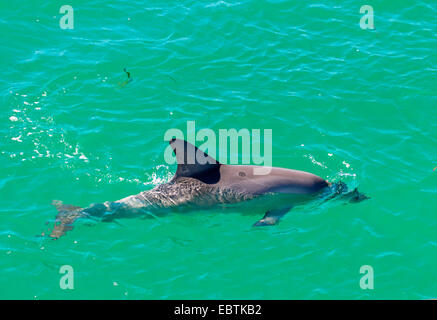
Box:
[1,1,436,299]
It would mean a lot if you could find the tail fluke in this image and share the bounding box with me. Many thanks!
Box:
[50,201,85,239]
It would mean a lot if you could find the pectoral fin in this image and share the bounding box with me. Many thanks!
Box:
[253,207,292,227]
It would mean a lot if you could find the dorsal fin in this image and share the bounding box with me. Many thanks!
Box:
[169,138,221,184]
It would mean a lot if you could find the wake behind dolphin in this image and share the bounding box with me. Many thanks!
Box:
[49,139,368,239]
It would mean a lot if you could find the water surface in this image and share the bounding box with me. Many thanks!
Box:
[0,0,436,299]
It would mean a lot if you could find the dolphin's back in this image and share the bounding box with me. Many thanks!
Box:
[168,138,328,196]
[218,165,328,195]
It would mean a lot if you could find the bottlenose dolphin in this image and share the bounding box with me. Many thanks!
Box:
[49,139,368,238]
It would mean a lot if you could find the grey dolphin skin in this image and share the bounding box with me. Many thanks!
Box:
[50,139,368,238]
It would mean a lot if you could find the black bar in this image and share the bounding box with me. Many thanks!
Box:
[1,300,434,318]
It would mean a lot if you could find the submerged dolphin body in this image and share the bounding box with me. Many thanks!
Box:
[50,139,368,238]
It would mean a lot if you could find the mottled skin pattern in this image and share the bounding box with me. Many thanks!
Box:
[50,177,258,239]
[123,177,257,210]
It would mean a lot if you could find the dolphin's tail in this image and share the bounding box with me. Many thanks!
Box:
[50,200,86,239]
[326,181,370,203]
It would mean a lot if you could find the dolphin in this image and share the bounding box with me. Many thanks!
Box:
[49,139,368,238]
